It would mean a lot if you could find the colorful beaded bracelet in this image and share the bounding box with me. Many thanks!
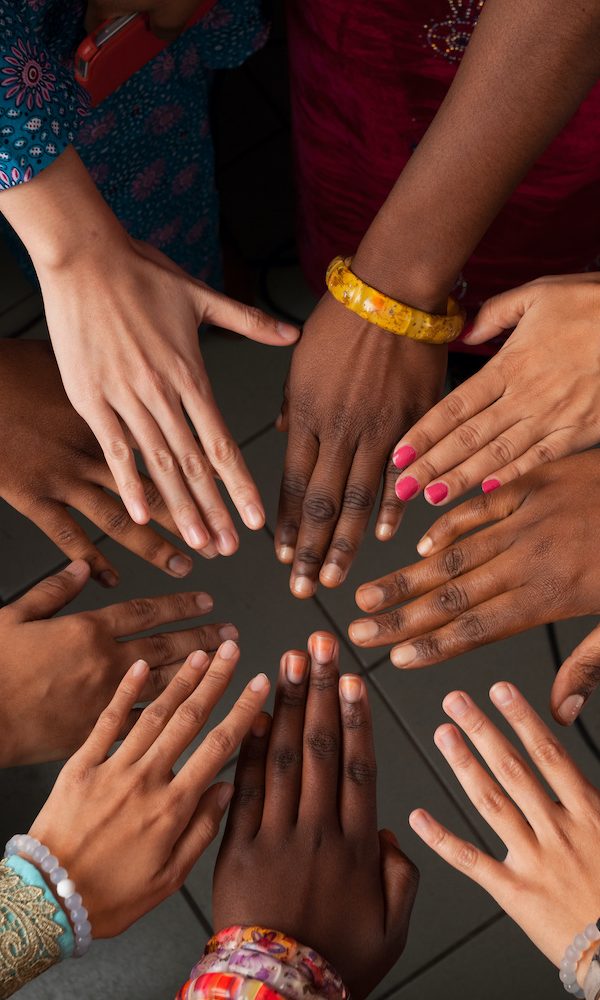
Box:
[326,255,465,344]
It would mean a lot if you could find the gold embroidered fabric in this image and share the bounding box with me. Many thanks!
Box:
[0,860,62,999]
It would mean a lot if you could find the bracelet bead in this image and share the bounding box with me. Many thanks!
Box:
[560,920,600,998]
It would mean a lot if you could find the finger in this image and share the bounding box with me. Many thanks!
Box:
[78,659,150,765]
[116,649,211,764]
[478,429,580,496]
[22,500,121,586]
[489,682,592,809]
[290,444,355,598]
[126,622,238,668]
[10,560,90,622]
[378,830,419,946]
[263,650,310,829]
[75,484,194,579]
[144,641,241,771]
[169,782,235,880]
[375,453,406,542]
[199,287,299,346]
[442,689,555,829]
[225,712,272,842]
[392,365,506,479]
[388,587,533,669]
[433,722,532,850]
[319,448,383,588]
[414,485,525,558]
[464,285,531,345]
[551,623,600,726]
[83,404,151,524]
[409,808,506,897]
[355,522,510,616]
[275,373,290,433]
[299,632,341,825]
[173,670,271,803]
[139,657,189,701]
[181,385,266,535]
[97,590,214,636]
[338,675,377,837]
[275,426,319,567]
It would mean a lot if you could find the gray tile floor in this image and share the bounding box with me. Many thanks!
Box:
[1,20,598,999]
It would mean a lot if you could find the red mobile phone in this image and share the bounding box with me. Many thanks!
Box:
[75,2,217,106]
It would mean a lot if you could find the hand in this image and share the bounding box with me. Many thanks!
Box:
[29,643,270,937]
[276,294,446,597]
[0,339,196,585]
[85,0,205,39]
[0,559,238,766]
[392,273,600,507]
[213,631,418,998]
[351,451,600,725]
[409,684,600,987]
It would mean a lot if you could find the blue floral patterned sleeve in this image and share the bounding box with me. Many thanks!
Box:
[0,1,89,191]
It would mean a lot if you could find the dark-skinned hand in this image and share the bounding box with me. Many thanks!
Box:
[0,339,199,586]
[213,630,419,999]
[350,452,600,726]
[0,559,237,766]
[276,294,446,598]
[85,0,206,40]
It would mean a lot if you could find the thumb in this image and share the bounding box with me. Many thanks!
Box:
[379,829,419,945]
[11,560,90,622]
[170,782,235,878]
[199,288,300,346]
[550,624,600,725]
[464,284,532,345]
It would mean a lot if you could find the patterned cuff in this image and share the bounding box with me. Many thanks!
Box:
[584,947,600,1000]
[0,856,74,999]
[177,926,349,1000]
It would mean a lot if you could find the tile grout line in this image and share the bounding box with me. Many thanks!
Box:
[179,884,213,939]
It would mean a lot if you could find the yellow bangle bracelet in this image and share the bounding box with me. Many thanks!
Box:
[325,256,465,344]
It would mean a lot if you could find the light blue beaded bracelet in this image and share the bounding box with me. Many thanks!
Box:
[4,835,93,958]
[559,920,600,997]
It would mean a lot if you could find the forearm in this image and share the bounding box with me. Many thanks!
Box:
[353,0,600,311]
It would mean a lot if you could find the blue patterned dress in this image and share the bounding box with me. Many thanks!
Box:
[0,0,267,283]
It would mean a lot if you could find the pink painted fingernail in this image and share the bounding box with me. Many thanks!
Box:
[482,478,501,493]
[395,476,419,501]
[425,482,448,505]
[393,445,417,469]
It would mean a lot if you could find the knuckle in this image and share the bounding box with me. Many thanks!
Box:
[149,631,175,660]
[143,481,167,513]
[569,658,600,697]
[242,304,268,333]
[456,423,482,453]
[534,442,555,464]
[281,472,308,503]
[478,785,506,816]
[295,545,322,568]
[464,714,486,739]
[302,490,338,526]
[236,783,264,806]
[108,438,130,462]
[440,546,466,578]
[127,597,158,627]
[176,700,206,729]
[530,736,566,769]
[345,755,377,786]
[141,701,170,729]
[150,448,176,476]
[54,523,83,548]
[390,571,411,599]
[443,394,468,423]
[434,583,469,616]
[329,535,356,556]
[456,612,487,642]
[272,745,302,773]
[342,482,375,516]
[310,664,338,692]
[498,750,526,783]
[180,451,208,482]
[488,435,514,467]
[278,686,306,710]
[104,507,132,536]
[455,841,479,870]
[305,726,338,759]
[342,704,367,731]
[414,634,443,660]
[97,707,122,733]
[377,608,405,635]
[208,436,241,469]
[205,725,236,759]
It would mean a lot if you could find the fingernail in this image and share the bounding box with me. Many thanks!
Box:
[217,783,235,809]
[201,542,218,559]
[376,523,394,541]
[391,644,417,667]
[131,501,148,524]
[286,653,307,685]
[292,576,314,598]
[558,694,585,725]
[190,650,209,670]
[425,482,448,505]
[417,535,433,556]
[410,810,433,838]
[395,476,419,501]
[167,554,193,577]
[219,624,239,641]
[393,445,417,469]
[252,713,269,737]
[277,320,300,343]
[67,559,89,577]
[217,530,238,556]
[490,682,514,706]
[187,525,209,549]
[444,692,469,718]
[195,592,214,612]
[250,672,269,692]
[321,563,343,586]
[277,545,294,564]
[436,724,460,750]
[482,478,501,494]
[340,675,362,703]
[356,585,385,612]
[132,659,148,678]
[99,569,118,588]
[349,619,379,644]
[219,640,239,661]
[244,504,264,530]
[312,633,336,664]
